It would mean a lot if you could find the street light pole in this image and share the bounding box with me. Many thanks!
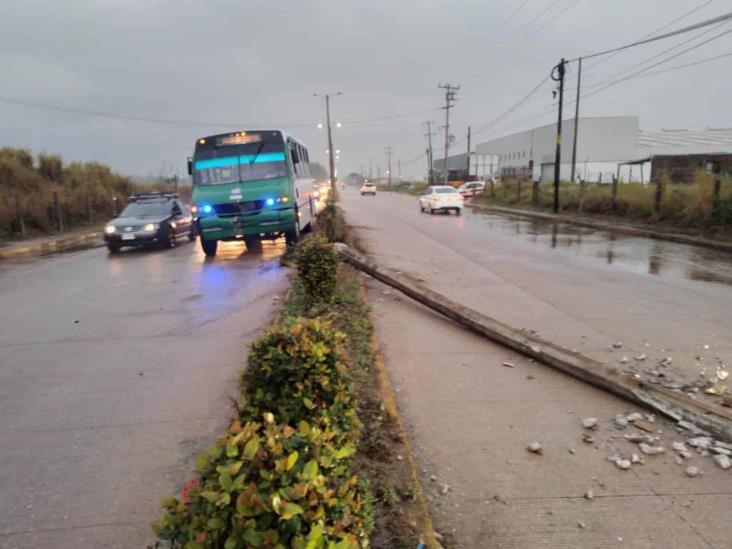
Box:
[315,92,341,196]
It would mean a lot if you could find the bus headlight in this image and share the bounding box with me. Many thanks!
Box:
[105,225,116,234]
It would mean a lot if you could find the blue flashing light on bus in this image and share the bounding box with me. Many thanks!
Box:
[265,198,275,207]
[201,204,213,214]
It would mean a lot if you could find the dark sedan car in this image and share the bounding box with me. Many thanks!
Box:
[104,194,195,253]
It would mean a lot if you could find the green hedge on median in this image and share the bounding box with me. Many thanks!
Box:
[153,236,370,549]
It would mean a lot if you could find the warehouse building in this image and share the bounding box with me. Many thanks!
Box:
[434,119,731,184]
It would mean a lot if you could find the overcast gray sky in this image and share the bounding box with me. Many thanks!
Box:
[0,0,730,179]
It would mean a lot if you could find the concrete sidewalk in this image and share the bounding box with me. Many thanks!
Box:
[367,278,731,548]
[0,227,104,260]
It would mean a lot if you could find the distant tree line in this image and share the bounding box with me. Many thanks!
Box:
[0,148,182,240]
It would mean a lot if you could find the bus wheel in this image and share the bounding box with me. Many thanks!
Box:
[285,224,300,246]
[201,237,217,257]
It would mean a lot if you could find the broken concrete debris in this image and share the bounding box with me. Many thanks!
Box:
[713,454,731,470]
[639,443,666,455]
[582,417,599,429]
[685,466,700,477]
[625,412,643,422]
[614,415,629,429]
[527,442,543,454]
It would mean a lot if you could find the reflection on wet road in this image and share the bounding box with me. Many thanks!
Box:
[0,237,288,548]
[341,190,731,404]
[475,211,732,288]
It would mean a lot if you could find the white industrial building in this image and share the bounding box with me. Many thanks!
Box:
[434,117,732,184]
[474,116,639,183]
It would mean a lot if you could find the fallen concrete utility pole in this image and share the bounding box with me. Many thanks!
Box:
[335,244,732,442]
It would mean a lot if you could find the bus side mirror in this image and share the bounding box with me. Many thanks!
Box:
[187,157,193,175]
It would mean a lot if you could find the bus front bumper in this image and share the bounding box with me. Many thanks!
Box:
[198,209,296,240]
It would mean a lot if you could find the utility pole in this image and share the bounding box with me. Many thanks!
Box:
[570,57,582,184]
[314,92,341,195]
[438,83,460,186]
[466,126,471,177]
[377,163,381,184]
[369,157,373,181]
[550,59,566,213]
[385,147,393,193]
[423,121,435,184]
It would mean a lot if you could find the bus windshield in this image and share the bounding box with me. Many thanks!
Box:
[194,141,288,185]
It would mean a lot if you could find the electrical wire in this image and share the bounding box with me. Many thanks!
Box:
[579,26,732,99]
[479,46,732,141]
[570,10,732,62]
[458,75,551,142]
[0,96,316,128]
[0,95,441,130]
[574,20,730,92]
[340,107,442,125]
[585,0,718,70]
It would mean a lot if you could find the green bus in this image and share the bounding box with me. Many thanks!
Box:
[187,130,316,256]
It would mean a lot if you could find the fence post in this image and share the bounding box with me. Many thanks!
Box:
[517,179,522,202]
[532,179,539,205]
[15,194,27,237]
[53,191,64,232]
[611,175,619,211]
[707,161,722,221]
[490,178,495,197]
[653,178,663,217]
[579,179,586,213]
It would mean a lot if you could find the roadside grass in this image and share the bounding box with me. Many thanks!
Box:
[474,172,732,236]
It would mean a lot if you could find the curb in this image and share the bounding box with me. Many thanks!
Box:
[368,318,441,549]
[468,203,732,253]
[0,232,104,260]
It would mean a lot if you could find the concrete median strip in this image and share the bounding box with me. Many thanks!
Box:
[335,244,732,442]
[0,231,104,260]
[469,203,732,253]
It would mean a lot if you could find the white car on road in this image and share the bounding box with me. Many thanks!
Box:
[419,185,464,215]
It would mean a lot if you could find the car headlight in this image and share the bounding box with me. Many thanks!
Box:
[105,225,116,234]
[143,223,159,232]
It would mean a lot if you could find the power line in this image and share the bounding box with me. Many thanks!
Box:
[0,96,315,128]
[585,0,718,70]
[580,26,732,100]
[0,94,441,132]
[456,0,574,81]
[533,0,582,36]
[571,10,732,62]
[577,20,730,91]
[339,107,441,125]
[459,75,551,142]
[470,48,732,142]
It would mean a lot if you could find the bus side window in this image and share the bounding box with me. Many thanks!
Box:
[303,149,311,177]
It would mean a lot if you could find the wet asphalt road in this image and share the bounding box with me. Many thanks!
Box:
[342,189,732,396]
[0,238,288,548]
